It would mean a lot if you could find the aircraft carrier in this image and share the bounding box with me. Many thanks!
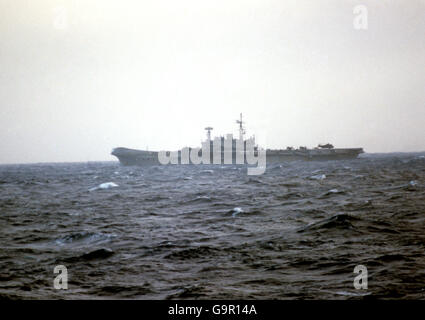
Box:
[111,114,364,166]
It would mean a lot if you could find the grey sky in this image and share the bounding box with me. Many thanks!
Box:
[1,0,424,164]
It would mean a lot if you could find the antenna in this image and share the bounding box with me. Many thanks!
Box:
[236,113,245,140]
[205,127,213,141]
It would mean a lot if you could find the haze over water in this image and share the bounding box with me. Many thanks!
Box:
[1,0,425,164]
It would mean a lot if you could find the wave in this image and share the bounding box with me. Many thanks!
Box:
[55,232,116,246]
[63,248,114,263]
[164,246,219,260]
[298,214,360,233]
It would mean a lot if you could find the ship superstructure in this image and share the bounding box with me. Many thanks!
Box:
[111,114,364,166]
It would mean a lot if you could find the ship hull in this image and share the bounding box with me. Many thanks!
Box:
[111,148,159,166]
[266,148,364,162]
[111,147,364,166]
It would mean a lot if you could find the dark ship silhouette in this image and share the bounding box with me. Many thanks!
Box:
[111,114,364,166]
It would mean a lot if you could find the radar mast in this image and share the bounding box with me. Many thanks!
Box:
[205,127,213,141]
[236,113,246,141]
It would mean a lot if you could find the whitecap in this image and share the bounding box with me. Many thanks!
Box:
[229,207,243,217]
[309,174,326,180]
[55,232,117,246]
[89,182,119,191]
[196,196,210,200]
[334,291,371,297]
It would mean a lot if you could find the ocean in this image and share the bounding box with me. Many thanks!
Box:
[0,153,424,299]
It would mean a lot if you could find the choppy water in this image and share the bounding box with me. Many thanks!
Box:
[1,153,424,299]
